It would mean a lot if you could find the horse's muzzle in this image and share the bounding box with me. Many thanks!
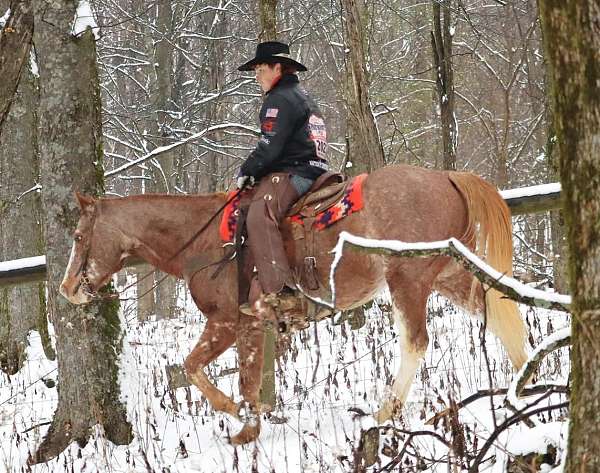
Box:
[59,277,92,304]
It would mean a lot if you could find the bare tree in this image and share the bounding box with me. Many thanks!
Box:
[340,0,385,175]
[538,0,600,468]
[31,1,131,461]
[0,61,52,375]
[431,0,457,170]
[0,0,33,133]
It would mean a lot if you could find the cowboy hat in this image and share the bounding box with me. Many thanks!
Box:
[237,41,307,72]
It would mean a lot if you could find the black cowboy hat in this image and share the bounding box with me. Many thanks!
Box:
[237,41,307,72]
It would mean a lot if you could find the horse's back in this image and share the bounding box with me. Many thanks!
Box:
[359,165,469,243]
[286,164,472,308]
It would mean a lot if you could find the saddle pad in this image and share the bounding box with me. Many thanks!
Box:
[219,173,368,242]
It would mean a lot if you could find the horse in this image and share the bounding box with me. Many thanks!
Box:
[59,164,528,445]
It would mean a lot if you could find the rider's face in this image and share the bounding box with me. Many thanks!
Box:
[254,63,282,93]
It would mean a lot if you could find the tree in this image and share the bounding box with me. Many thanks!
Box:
[0,58,53,375]
[537,0,600,468]
[0,0,33,133]
[431,0,457,170]
[340,0,385,175]
[31,2,131,462]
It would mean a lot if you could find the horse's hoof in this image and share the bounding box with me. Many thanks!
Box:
[230,421,261,446]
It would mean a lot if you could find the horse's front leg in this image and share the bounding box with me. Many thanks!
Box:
[230,310,269,445]
[184,316,239,418]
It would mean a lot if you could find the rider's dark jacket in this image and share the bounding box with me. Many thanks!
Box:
[240,74,329,181]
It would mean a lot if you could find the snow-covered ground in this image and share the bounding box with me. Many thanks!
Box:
[0,283,570,472]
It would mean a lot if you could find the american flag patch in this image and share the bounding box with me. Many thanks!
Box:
[265,108,279,118]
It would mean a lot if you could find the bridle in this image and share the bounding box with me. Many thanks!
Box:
[72,205,107,301]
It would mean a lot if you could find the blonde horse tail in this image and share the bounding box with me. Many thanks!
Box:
[449,172,528,370]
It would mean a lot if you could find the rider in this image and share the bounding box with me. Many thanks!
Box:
[236,41,329,317]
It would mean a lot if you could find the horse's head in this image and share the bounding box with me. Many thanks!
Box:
[59,192,129,304]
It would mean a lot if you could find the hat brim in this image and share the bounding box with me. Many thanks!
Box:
[238,56,307,72]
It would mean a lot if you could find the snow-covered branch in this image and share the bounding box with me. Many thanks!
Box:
[104,123,258,179]
[331,232,571,312]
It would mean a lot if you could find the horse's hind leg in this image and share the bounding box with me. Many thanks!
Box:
[184,315,238,417]
[375,262,443,423]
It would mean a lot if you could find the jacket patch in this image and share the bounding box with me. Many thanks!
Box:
[265,108,279,118]
[262,118,276,133]
[308,114,327,159]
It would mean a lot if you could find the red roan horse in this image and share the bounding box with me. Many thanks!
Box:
[59,164,527,445]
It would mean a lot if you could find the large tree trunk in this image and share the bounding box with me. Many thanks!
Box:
[0,62,52,374]
[341,0,385,176]
[0,0,33,134]
[431,0,457,170]
[31,2,131,462]
[538,0,600,469]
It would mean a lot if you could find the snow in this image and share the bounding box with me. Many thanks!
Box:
[0,255,45,272]
[500,182,561,200]
[71,0,100,39]
[0,8,9,28]
[0,274,571,472]
[0,216,574,471]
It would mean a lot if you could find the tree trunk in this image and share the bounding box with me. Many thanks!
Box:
[149,0,178,320]
[0,0,33,134]
[341,0,385,176]
[0,62,52,374]
[431,0,457,171]
[538,0,600,469]
[257,0,279,411]
[32,2,131,462]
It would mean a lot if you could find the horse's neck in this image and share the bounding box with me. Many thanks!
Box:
[104,194,224,275]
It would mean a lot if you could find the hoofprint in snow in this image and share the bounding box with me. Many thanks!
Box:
[0,273,570,472]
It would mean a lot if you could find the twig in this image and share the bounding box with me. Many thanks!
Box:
[426,385,569,425]
[468,393,569,472]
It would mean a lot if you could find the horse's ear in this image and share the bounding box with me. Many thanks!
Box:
[75,191,95,211]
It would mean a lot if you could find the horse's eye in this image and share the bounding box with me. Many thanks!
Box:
[74,235,82,242]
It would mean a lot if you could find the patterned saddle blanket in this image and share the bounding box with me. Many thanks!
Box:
[219,173,367,242]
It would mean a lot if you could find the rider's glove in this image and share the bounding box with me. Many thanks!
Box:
[237,175,254,189]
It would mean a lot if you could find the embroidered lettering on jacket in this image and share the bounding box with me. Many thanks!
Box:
[308,114,327,159]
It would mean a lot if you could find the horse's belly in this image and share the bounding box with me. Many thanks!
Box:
[320,251,385,310]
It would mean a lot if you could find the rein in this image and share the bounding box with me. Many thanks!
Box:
[81,187,245,302]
